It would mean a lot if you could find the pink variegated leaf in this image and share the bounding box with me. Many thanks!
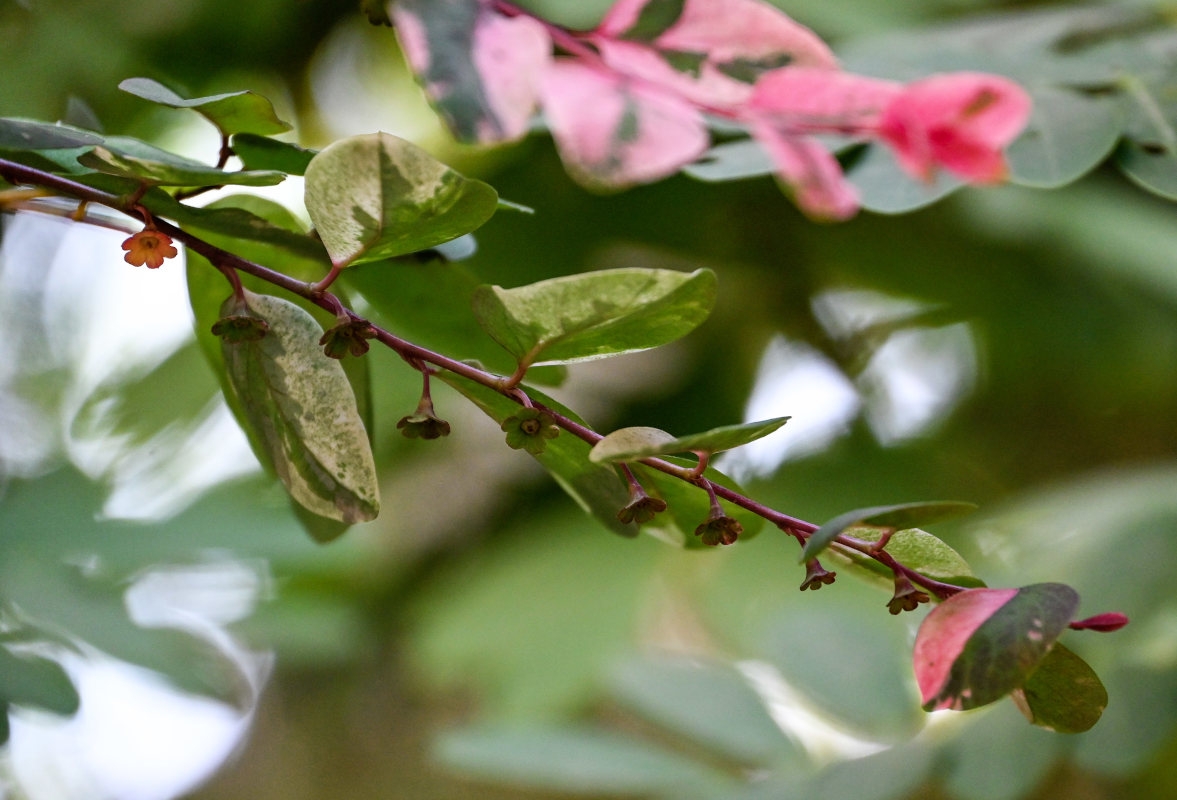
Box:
[749,121,858,220]
[878,72,1033,183]
[749,67,901,131]
[595,0,836,109]
[393,0,551,144]
[913,584,1078,713]
[540,61,708,189]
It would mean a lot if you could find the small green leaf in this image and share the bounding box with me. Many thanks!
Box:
[590,417,789,463]
[119,77,291,136]
[1011,642,1107,733]
[304,131,499,267]
[0,647,79,716]
[684,139,776,183]
[231,133,317,175]
[0,117,102,150]
[1116,139,1177,201]
[829,526,983,589]
[218,291,379,527]
[435,724,731,796]
[915,584,1081,712]
[77,136,284,187]
[1006,85,1122,188]
[471,267,717,368]
[801,501,978,562]
[848,143,962,214]
[438,373,637,538]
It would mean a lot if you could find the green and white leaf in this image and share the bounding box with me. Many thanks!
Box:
[1007,85,1122,188]
[77,136,284,187]
[219,291,379,525]
[471,267,717,368]
[304,132,499,267]
[119,77,291,136]
[590,417,788,463]
[0,117,102,150]
[826,526,983,590]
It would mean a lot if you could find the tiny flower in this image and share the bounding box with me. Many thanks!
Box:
[397,396,451,440]
[121,229,178,268]
[617,494,667,525]
[694,514,742,546]
[800,559,836,591]
[211,314,269,343]
[501,407,559,454]
[319,320,377,359]
[887,574,930,615]
[1069,612,1130,633]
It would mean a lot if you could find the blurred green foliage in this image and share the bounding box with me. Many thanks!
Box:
[3,1,1177,799]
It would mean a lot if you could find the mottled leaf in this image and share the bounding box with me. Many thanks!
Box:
[219,291,379,526]
[303,132,498,267]
[1011,642,1107,733]
[590,417,788,463]
[471,267,716,369]
[393,0,551,143]
[77,136,284,187]
[119,77,291,136]
[830,526,983,589]
[231,133,317,175]
[539,60,708,189]
[801,500,978,562]
[596,0,836,108]
[914,583,1080,712]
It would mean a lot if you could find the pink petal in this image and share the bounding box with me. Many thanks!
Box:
[540,61,708,188]
[472,12,552,141]
[912,588,1018,710]
[749,67,901,131]
[750,121,859,220]
[879,72,1032,183]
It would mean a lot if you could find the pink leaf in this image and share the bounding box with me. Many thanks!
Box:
[749,121,859,220]
[749,67,901,131]
[471,12,552,141]
[539,61,708,188]
[912,588,1017,710]
[878,72,1032,183]
[595,0,837,109]
[392,1,551,143]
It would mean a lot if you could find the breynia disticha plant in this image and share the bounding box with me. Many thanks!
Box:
[387,0,1031,218]
[0,0,1134,741]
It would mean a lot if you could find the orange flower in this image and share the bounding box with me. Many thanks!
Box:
[121,229,178,269]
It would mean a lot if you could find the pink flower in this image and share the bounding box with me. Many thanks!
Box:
[877,73,1032,183]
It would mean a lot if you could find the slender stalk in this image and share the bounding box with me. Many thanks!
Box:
[0,154,971,599]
